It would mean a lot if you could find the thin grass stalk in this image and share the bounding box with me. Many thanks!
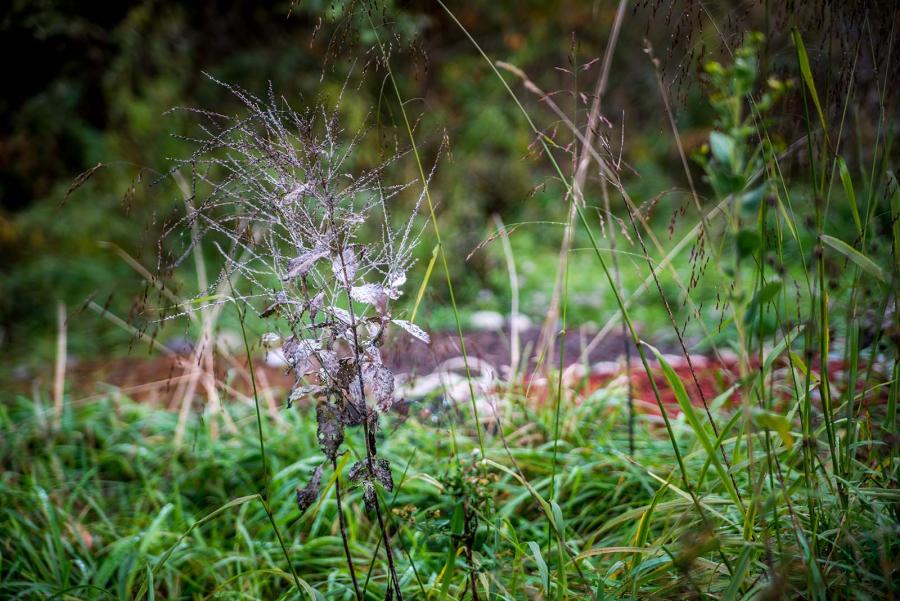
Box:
[549,221,569,598]
[536,0,625,369]
[794,46,844,508]
[367,14,487,463]
[438,1,738,574]
[494,214,521,378]
[230,279,270,495]
[497,57,729,375]
[53,301,67,431]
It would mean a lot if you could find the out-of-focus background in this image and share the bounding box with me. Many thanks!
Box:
[1,0,893,373]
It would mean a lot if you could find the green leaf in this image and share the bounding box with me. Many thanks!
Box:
[643,343,745,515]
[888,170,900,271]
[745,279,782,330]
[527,541,549,592]
[723,546,753,601]
[709,131,736,168]
[792,30,828,140]
[411,243,439,323]
[837,157,862,236]
[820,234,886,283]
[550,500,565,536]
[450,503,465,537]
[751,408,794,450]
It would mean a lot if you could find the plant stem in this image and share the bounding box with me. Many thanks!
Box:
[334,238,404,600]
[332,457,363,601]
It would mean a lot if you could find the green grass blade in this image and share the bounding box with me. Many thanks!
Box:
[643,343,745,516]
[820,234,887,283]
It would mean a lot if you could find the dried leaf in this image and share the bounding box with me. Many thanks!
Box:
[283,248,328,281]
[350,283,392,315]
[342,397,367,426]
[288,384,324,407]
[362,480,377,513]
[392,319,430,344]
[363,361,395,412]
[347,457,392,492]
[308,291,325,319]
[316,401,344,460]
[282,337,321,374]
[348,459,367,484]
[332,248,358,285]
[260,291,288,317]
[329,306,354,326]
[295,464,323,514]
[371,457,394,491]
[316,349,339,375]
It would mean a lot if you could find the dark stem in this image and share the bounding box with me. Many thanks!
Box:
[332,231,404,600]
[333,457,363,601]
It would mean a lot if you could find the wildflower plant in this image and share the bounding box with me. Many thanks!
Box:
[164,77,432,599]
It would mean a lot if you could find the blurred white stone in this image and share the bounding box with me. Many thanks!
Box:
[591,361,621,377]
[508,314,532,331]
[470,310,504,331]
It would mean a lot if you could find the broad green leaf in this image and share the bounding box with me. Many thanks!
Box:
[709,131,736,168]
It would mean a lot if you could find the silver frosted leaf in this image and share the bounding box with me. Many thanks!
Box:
[328,306,353,326]
[350,284,390,315]
[308,291,325,320]
[288,384,324,407]
[282,337,321,374]
[332,248,358,286]
[316,349,339,376]
[392,319,430,344]
[283,247,328,281]
[295,464,323,514]
[363,361,395,413]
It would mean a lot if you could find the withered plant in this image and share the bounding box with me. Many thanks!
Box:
[163,76,433,600]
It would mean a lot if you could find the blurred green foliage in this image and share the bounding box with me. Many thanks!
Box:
[0,0,892,367]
